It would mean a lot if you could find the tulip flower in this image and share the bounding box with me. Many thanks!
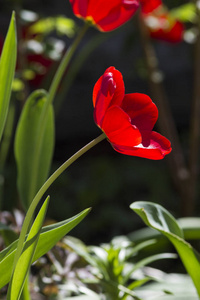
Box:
[145,14,184,43]
[93,67,171,159]
[140,0,184,43]
[69,0,140,32]
[140,0,162,14]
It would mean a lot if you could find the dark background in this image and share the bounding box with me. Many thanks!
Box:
[0,0,194,244]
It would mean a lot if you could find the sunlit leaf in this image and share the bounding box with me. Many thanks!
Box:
[0,12,17,142]
[131,201,200,297]
[0,208,90,289]
[14,89,55,210]
[7,197,49,300]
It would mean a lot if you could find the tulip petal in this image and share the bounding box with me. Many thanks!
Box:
[97,1,139,31]
[102,106,142,147]
[93,67,125,126]
[122,93,158,131]
[140,0,162,14]
[111,131,172,160]
[149,18,184,43]
[69,0,89,17]
[69,0,139,32]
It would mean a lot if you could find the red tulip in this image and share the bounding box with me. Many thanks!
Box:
[140,0,162,14]
[143,13,184,43]
[69,0,139,32]
[140,1,184,43]
[93,67,171,159]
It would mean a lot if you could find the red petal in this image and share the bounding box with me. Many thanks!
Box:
[150,19,184,43]
[93,67,125,126]
[111,131,172,160]
[69,0,89,17]
[70,0,139,32]
[102,106,142,146]
[122,93,158,131]
[96,1,139,31]
[141,0,162,14]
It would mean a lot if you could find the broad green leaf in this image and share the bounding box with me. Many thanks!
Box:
[0,208,90,289]
[131,201,200,297]
[0,12,17,142]
[14,89,55,210]
[7,197,49,300]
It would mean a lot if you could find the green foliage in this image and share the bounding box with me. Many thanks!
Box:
[131,201,200,298]
[64,235,176,300]
[135,273,198,299]
[7,197,50,300]
[28,16,77,37]
[170,3,196,23]
[0,208,90,289]
[0,12,17,143]
[178,217,200,240]
[14,90,55,210]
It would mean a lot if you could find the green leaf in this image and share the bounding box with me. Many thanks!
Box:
[135,273,198,299]
[7,197,50,300]
[130,201,200,297]
[0,208,90,289]
[124,252,177,284]
[178,217,200,240]
[14,90,55,210]
[0,12,17,142]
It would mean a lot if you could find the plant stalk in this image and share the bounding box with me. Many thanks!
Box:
[12,133,106,272]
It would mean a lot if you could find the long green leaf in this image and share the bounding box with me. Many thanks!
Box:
[0,12,17,142]
[14,90,55,210]
[130,201,200,297]
[7,197,50,300]
[0,12,17,141]
[0,208,90,289]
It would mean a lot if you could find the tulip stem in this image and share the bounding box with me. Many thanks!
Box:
[12,133,106,271]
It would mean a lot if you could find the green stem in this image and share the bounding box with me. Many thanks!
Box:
[12,133,106,271]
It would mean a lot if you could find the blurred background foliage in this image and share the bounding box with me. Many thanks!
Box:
[0,0,198,247]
